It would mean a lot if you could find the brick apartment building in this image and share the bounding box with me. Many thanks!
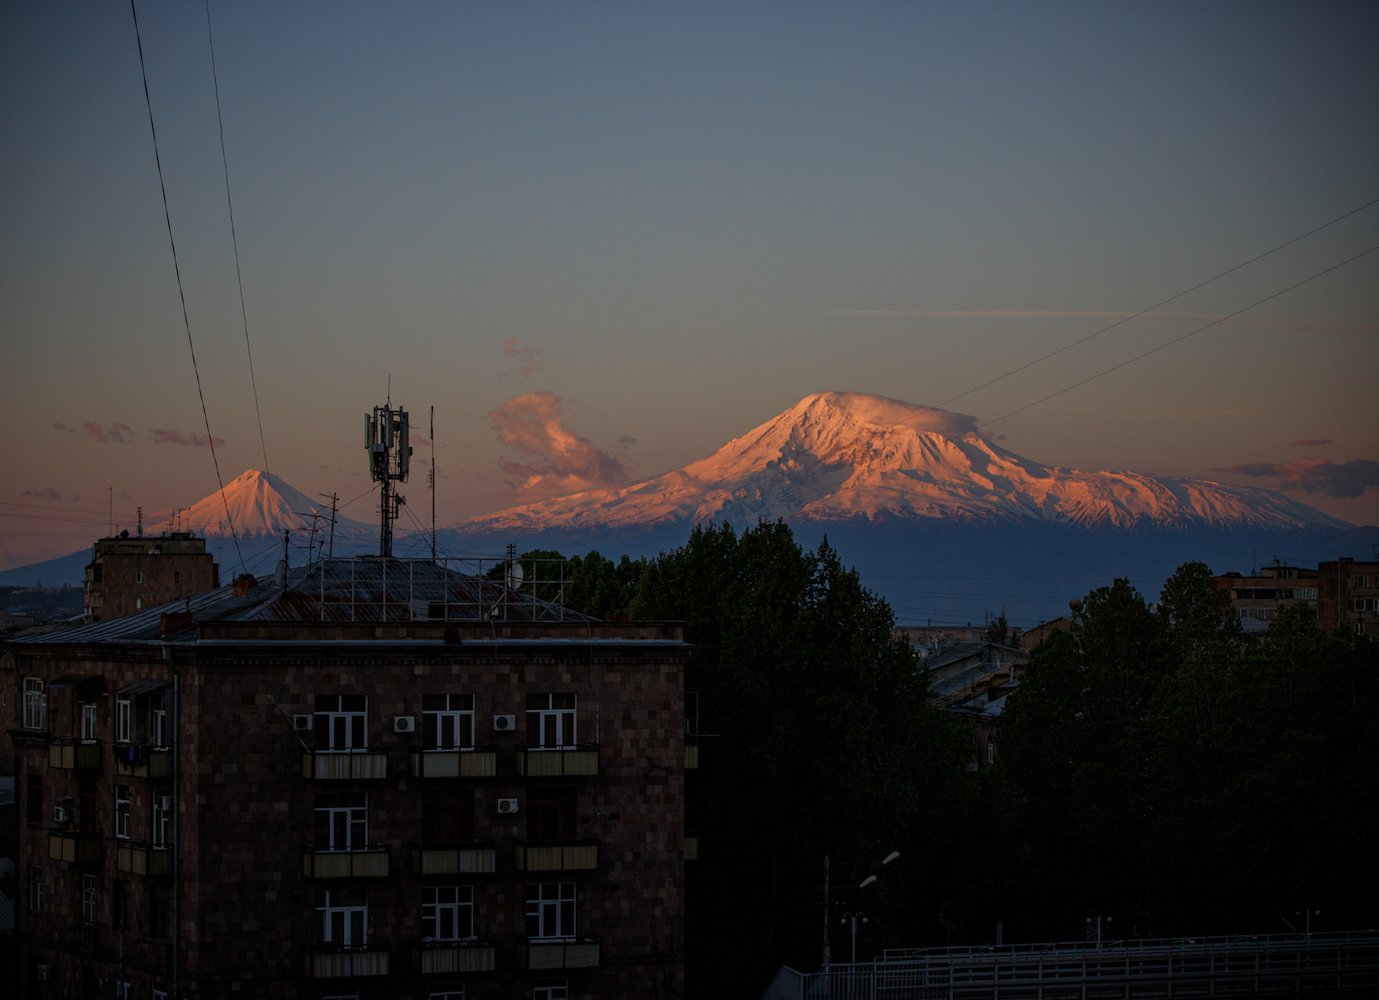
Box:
[4,556,689,999]
[1213,562,1319,627]
[83,532,219,623]
[1317,557,1379,636]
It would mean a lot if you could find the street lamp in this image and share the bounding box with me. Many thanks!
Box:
[840,911,869,964]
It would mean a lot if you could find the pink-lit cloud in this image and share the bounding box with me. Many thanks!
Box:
[149,428,226,448]
[84,421,134,444]
[1288,439,1333,448]
[489,391,628,500]
[1215,458,1379,499]
[503,337,543,378]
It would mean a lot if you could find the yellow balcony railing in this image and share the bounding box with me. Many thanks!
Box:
[48,831,103,865]
[513,840,599,873]
[520,938,601,970]
[49,740,102,771]
[409,843,496,875]
[305,947,389,977]
[115,745,172,779]
[117,842,171,876]
[415,941,496,974]
[410,749,496,779]
[516,745,600,778]
[302,750,388,780]
[302,846,391,879]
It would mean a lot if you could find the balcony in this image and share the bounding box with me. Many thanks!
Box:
[302,846,391,879]
[49,739,102,771]
[686,836,699,861]
[410,748,496,779]
[516,745,600,778]
[513,840,599,873]
[115,744,172,779]
[520,938,601,971]
[305,947,389,978]
[410,842,497,875]
[302,750,388,780]
[48,830,103,865]
[117,842,172,876]
[686,742,699,769]
[415,940,496,974]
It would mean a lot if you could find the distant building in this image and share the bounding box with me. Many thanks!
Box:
[83,532,218,623]
[7,555,689,999]
[1317,557,1379,635]
[1213,563,1318,627]
[1021,616,1074,652]
[923,641,1028,769]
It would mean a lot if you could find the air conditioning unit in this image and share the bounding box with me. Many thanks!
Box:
[492,714,516,733]
[52,806,68,824]
[497,797,520,815]
[292,715,312,732]
[393,715,416,734]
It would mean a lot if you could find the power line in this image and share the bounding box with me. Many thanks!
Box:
[982,242,1379,430]
[128,0,245,575]
[204,0,270,477]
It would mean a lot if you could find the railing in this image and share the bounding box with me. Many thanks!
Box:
[516,745,600,777]
[520,937,601,971]
[513,840,599,872]
[116,842,171,876]
[302,749,389,780]
[410,842,497,875]
[48,830,103,864]
[49,739,102,771]
[410,748,497,779]
[415,940,497,974]
[304,946,389,978]
[302,845,391,879]
[115,744,172,779]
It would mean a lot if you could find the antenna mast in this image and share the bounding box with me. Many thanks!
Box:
[430,405,437,562]
[365,403,412,557]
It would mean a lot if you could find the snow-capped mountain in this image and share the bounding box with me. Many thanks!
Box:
[148,469,377,542]
[455,391,1348,534]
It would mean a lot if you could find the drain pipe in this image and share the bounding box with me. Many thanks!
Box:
[163,644,181,998]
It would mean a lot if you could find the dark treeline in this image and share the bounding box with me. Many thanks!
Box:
[524,525,1377,997]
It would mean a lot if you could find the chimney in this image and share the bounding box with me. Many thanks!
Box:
[233,573,257,597]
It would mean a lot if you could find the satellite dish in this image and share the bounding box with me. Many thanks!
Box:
[506,561,525,590]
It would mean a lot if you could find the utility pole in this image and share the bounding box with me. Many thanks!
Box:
[822,853,831,966]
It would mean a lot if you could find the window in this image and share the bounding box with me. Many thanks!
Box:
[81,873,98,924]
[114,979,130,1000]
[526,882,576,940]
[148,884,169,938]
[135,570,143,584]
[430,992,466,1000]
[527,693,577,749]
[423,792,475,845]
[422,885,474,941]
[80,702,98,741]
[116,697,132,743]
[22,677,46,729]
[1353,575,1373,588]
[315,792,368,851]
[152,990,168,1000]
[317,888,368,948]
[28,865,42,912]
[1357,621,1367,635]
[26,771,43,825]
[424,693,475,750]
[114,880,131,932]
[315,694,367,751]
[1351,598,1368,612]
[153,792,171,849]
[1297,587,1318,600]
[152,694,168,747]
[527,787,576,843]
[532,980,569,1000]
[115,785,132,839]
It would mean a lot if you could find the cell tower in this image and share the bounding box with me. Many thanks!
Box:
[365,403,412,557]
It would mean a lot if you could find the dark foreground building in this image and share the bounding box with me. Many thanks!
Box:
[4,557,689,999]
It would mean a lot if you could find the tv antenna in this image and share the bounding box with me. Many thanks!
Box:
[365,402,412,557]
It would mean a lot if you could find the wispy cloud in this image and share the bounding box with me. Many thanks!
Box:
[53,422,76,433]
[503,337,543,378]
[1288,438,1333,448]
[489,391,628,500]
[1215,458,1379,499]
[149,428,226,448]
[825,309,1378,335]
[21,488,66,501]
[84,421,134,444]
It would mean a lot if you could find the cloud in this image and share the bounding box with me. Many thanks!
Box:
[149,428,226,448]
[84,421,134,444]
[1288,439,1332,448]
[503,337,543,378]
[489,391,629,499]
[53,422,76,432]
[1214,458,1379,499]
[617,434,638,449]
[22,488,63,501]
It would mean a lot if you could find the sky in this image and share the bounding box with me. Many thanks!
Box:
[2,1,1377,571]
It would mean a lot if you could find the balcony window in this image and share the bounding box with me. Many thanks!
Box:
[317,887,368,949]
[526,882,576,940]
[81,873,98,924]
[316,694,368,751]
[527,693,576,749]
[533,983,569,1000]
[316,792,368,850]
[22,678,46,729]
[28,864,43,912]
[115,785,132,840]
[116,697,132,743]
[152,698,168,747]
[422,885,474,941]
[528,788,576,843]
[424,693,475,750]
[153,792,171,849]
[80,702,98,742]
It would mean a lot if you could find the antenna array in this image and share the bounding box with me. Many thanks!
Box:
[365,404,412,557]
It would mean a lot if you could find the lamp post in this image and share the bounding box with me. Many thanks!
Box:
[840,911,868,964]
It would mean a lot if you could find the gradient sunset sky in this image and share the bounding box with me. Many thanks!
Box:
[3,1,1377,570]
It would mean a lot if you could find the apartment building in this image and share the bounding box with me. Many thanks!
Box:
[1317,557,1379,635]
[1213,563,1318,627]
[5,556,689,999]
[83,532,219,623]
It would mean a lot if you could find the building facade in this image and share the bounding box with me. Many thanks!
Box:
[1317,558,1379,635]
[83,532,219,624]
[1213,563,1318,627]
[6,557,689,999]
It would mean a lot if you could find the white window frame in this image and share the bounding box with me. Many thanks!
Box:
[422,885,474,942]
[532,981,569,1000]
[22,678,46,729]
[315,694,368,751]
[317,888,368,949]
[115,785,132,840]
[81,872,98,924]
[28,864,43,912]
[315,792,368,851]
[153,791,171,849]
[430,992,466,1000]
[80,702,98,742]
[526,882,576,941]
[424,693,475,750]
[527,693,577,750]
[115,697,132,744]
[152,695,169,747]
